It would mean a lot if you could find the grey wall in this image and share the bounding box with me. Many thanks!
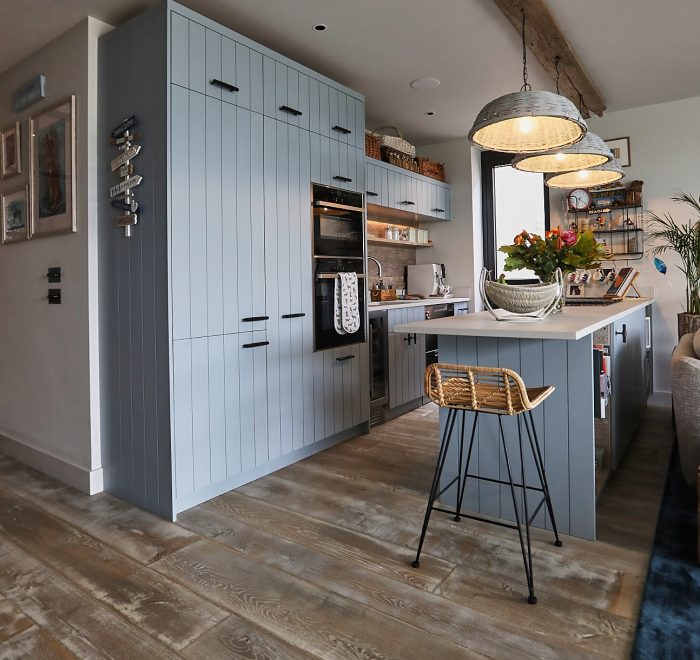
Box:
[550,97,700,396]
[0,18,111,492]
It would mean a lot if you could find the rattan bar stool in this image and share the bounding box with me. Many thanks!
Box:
[411,363,563,604]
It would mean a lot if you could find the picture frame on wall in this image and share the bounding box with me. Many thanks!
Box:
[1,186,30,244]
[604,137,631,167]
[29,95,77,238]
[1,122,22,178]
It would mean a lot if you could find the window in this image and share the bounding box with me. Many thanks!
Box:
[481,151,550,283]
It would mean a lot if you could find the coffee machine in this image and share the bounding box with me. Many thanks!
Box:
[407,264,451,297]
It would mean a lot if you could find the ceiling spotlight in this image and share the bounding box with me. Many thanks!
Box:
[313,23,327,31]
[410,77,441,90]
[425,111,435,117]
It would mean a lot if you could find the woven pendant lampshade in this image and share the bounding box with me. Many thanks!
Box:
[545,158,624,188]
[468,90,587,154]
[512,131,612,173]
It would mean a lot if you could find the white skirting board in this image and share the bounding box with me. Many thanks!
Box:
[0,434,104,494]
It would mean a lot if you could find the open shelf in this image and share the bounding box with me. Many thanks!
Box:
[367,236,433,248]
[592,228,643,234]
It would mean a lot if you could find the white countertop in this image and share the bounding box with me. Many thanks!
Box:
[368,297,470,311]
[395,297,653,340]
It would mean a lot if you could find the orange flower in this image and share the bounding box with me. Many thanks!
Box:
[514,234,525,245]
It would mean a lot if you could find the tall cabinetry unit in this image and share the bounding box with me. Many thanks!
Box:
[99,2,368,520]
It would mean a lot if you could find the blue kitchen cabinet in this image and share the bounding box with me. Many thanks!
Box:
[387,306,426,410]
[364,158,451,221]
[100,1,368,520]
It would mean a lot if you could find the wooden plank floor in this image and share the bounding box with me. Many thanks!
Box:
[0,404,672,659]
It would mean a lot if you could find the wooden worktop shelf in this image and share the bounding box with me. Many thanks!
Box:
[367,236,433,248]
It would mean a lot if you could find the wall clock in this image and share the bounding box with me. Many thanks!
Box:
[568,188,591,211]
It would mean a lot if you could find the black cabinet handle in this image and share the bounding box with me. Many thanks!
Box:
[242,340,270,349]
[241,316,269,322]
[333,175,352,183]
[279,105,303,116]
[400,201,416,206]
[432,208,445,213]
[336,354,356,362]
[615,323,627,344]
[403,333,417,345]
[281,313,306,319]
[332,125,352,135]
[210,79,239,93]
[366,191,378,197]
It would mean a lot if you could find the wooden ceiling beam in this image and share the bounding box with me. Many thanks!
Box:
[490,0,606,118]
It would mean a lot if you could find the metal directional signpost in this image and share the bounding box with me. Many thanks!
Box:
[109,115,142,237]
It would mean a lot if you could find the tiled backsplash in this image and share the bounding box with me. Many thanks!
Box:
[367,244,416,291]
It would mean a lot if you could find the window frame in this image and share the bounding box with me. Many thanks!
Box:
[481,150,551,284]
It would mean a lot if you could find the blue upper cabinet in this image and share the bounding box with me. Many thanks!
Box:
[171,9,363,142]
[365,158,451,221]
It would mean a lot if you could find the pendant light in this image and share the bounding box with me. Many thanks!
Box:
[468,11,587,154]
[545,158,624,188]
[512,61,613,173]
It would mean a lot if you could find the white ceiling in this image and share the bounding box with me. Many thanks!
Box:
[3,0,700,146]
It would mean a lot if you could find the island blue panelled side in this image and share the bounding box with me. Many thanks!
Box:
[99,0,369,520]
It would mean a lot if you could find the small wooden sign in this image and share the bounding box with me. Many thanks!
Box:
[110,144,141,171]
[112,116,136,139]
[115,212,138,227]
[110,175,143,198]
[111,198,139,213]
[119,163,134,178]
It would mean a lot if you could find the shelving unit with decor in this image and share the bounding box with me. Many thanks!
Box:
[566,184,646,260]
[366,219,433,248]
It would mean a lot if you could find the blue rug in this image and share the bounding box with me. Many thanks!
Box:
[632,446,700,658]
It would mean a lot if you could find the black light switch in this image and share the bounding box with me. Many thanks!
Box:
[48,289,62,304]
[47,267,61,283]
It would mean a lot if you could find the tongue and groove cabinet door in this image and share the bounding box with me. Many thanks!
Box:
[388,306,426,410]
[264,118,315,459]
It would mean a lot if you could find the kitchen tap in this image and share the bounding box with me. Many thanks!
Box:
[367,256,382,278]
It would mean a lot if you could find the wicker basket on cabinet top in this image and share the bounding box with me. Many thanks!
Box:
[416,157,446,182]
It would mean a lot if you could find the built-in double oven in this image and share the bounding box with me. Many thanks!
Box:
[312,183,366,351]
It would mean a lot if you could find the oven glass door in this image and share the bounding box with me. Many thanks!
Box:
[314,261,366,351]
[313,206,364,258]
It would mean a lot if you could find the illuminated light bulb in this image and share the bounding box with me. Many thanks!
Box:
[577,169,591,180]
[554,153,566,161]
[517,116,534,134]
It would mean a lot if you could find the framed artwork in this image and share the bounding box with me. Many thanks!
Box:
[29,95,76,238]
[1,122,22,178]
[1,186,30,244]
[604,137,631,167]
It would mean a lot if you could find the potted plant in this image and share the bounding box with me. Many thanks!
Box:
[648,192,700,338]
[499,228,606,283]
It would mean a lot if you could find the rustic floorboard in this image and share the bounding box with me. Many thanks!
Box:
[0,404,672,659]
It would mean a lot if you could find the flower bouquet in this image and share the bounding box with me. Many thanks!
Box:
[499,228,606,283]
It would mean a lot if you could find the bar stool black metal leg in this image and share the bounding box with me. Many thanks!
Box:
[412,408,457,568]
[498,416,537,604]
[455,411,479,521]
[525,410,563,547]
[453,411,466,521]
[517,415,536,604]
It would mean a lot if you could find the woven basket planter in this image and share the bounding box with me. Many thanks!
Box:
[364,131,382,160]
[484,279,559,314]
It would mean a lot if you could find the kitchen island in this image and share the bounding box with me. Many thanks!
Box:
[395,297,653,540]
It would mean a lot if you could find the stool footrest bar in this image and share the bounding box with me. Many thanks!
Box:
[528,497,547,525]
[431,506,520,532]
[461,473,545,493]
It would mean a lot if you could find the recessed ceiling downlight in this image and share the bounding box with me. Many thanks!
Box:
[313,23,327,31]
[410,77,440,90]
[425,111,435,117]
